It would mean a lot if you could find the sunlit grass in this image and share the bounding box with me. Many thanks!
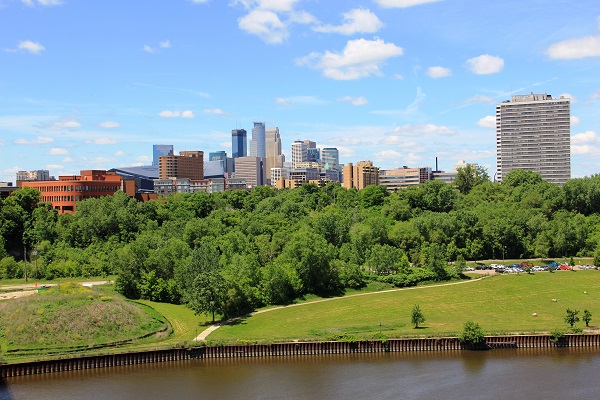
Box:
[210,271,600,343]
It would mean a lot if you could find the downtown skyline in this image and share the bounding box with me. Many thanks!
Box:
[1,0,600,183]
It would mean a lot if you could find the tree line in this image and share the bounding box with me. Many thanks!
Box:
[2,168,600,320]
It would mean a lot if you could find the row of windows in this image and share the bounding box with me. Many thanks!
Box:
[35,185,119,193]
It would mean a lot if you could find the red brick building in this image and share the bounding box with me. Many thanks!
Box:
[20,170,136,214]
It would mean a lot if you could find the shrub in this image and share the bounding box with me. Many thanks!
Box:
[459,321,485,348]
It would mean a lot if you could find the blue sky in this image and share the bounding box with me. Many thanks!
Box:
[1,0,600,183]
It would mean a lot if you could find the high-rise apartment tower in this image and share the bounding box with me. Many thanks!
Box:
[496,93,570,185]
[250,122,266,158]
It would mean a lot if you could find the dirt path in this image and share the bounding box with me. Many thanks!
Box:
[193,275,491,341]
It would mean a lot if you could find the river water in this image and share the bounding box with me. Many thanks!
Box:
[2,348,599,400]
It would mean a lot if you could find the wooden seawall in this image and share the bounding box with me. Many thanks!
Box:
[2,334,600,378]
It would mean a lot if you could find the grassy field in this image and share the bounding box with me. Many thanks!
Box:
[134,300,212,345]
[0,283,166,360]
[209,271,600,343]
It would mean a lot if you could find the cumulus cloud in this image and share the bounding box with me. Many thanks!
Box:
[14,136,54,145]
[143,45,156,53]
[296,38,403,80]
[85,138,118,145]
[374,0,442,8]
[426,66,451,79]
[158,110,195,118]
[62,157,75,163]
[114,150,126,157]
[571,116,580,126]
[477,115,496,129]
[338,96,368,106]
[238,9,289,44]
[136,155,152,163]
[393,73,404,80]
[466,54,504,74]
[49,148,68,155]
[314,8,383,35]
[98,121,120,128]
[159,40,171,49]
[235,0,316,44]
[572,130,598,144]
[12,40,45,54]
[572,145,593,155]
[546,33,600,59]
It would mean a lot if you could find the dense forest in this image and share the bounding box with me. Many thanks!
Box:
[1,168,600,319]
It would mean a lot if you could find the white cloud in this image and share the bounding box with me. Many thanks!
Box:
[85,138,118,145]
[463,95,495,104]
[591,91,600,100]
[49,147,68,155]
[98,121,120,128]
[203,108,227,115]
[46,164,63,170]
[14,136,54,145]
[466,54,504,75]
[115,150,126,157]
[159,40,171,48]
[559,93,577,103]
[62,157,75,163]
[393,73,404,80]
[17,40,45,54]
[572,145,594,155]
[476,115,496,129]
[289,10,317,25]
[234,0,299,12]
[338,96,368,106]
[546,34,600,60]
[49,120,81,130]
[314,8,383,35]
[238,9,288,44]
[181,110,195,118]
[143,45,155,53]
[386,124,455,139]
[136,155,152,163]
[374,0,442,8]
[22,0,62,6]
[571,116,580,126]
[275,96,325,106]
[426,66,451,79]
[158,110,195,118]
[296,38,403,80]
[572,130,598,144]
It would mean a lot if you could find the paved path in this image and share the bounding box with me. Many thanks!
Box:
[193,275,490,341]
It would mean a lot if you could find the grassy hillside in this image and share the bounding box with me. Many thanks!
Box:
[0,283,165,354]
[209,271,600,343]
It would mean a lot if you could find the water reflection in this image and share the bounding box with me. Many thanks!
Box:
[2,348,600,400]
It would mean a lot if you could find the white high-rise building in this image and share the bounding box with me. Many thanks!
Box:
[496,93,570,185]
[249,122,266,158]
[291,140,308,168]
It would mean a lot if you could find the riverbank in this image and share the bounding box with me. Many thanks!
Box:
[3,333,600,378]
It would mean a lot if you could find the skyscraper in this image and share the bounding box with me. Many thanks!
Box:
[496,93,570,185]
[265,127,284,182]
[231,129,247,159]
[249,122,266,158]
[321,148,339,171]
[291,140,307,168]
[153,145,174,166]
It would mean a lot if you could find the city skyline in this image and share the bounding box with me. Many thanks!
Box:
[1,0,600,183]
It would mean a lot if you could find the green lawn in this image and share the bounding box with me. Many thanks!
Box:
[135,300,212,345]
[209,271,600,343]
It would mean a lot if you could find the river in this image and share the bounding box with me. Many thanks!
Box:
[2,348,599,399]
